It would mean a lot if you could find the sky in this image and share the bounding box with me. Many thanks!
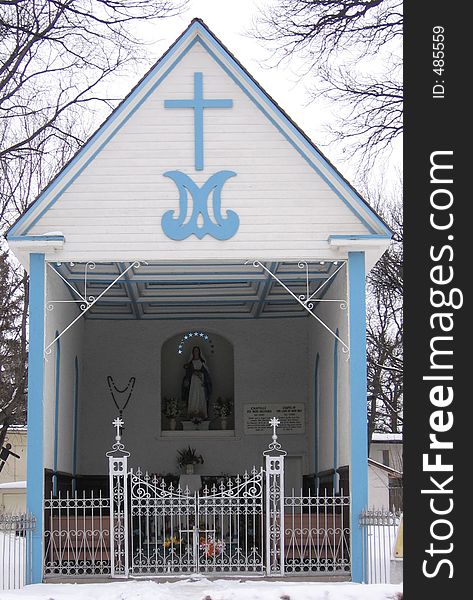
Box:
[112,0,402,190]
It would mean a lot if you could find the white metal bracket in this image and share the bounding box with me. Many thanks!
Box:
[45,260,147,356]
[246,259,349,354]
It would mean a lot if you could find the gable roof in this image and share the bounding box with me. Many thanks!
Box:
[368,458,402,476]
[6,18,391,241]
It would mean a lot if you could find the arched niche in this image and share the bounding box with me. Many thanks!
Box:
[161,331,234,432]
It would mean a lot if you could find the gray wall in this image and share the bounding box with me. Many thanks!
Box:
[77,318,312,476]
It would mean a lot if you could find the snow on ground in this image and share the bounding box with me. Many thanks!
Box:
[0,578,402,600]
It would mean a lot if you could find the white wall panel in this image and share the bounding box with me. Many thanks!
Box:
[43,269,84,473]
[28,42,369,262]
[77,317,310,476]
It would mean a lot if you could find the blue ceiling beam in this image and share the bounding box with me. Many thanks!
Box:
[118,262,141,320]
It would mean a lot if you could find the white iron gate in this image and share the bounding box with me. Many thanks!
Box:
[129,468,264,575]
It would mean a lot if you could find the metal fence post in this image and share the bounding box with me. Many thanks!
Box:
[264,417,286,576]
[107,417,130,578]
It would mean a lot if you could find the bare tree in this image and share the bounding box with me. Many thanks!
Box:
[0,0,189,435]
[252,0,403,170]
[0,250,27,448]
[0,0,187,166]
[366,193,403,445]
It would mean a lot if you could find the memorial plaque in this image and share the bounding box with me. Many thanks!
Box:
[243,403,305,434]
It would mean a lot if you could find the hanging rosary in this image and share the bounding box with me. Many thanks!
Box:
[107,375,136,417]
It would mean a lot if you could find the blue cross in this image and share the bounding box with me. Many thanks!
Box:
[165,72,233,171]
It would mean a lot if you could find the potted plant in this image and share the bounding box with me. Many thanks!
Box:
[162,397,180,430]
[177,446,204,474]
[214,397,232,429]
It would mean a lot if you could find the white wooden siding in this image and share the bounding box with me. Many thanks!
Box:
[27,41,370,262]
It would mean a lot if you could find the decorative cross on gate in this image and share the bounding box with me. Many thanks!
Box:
[269,417,280,443]
[264,417,286,456]
[112,417,124,442]
[165,72,233,170]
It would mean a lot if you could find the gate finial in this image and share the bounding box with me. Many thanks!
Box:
[112,417,124,443]
[107,416,129,457]
[264,417,287,456]
[270,417,280,443]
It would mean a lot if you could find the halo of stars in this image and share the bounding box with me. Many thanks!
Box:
[178,331,214,355]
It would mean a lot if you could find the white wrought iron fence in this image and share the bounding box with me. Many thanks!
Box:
[283,489,351,574]
[44,490,111,577]
[360,508,402,583]
[41,418,353,579]
[0,513,35,590]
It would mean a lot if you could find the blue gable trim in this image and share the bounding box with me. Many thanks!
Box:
[7,19,390,239]
[8,34,201,237]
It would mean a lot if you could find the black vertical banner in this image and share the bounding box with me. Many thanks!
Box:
[405,2,466,598]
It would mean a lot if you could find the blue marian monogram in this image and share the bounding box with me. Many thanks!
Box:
[162,171,238,240]
[162,72,239,240]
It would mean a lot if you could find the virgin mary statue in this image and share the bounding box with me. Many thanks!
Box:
[182,346,212,420]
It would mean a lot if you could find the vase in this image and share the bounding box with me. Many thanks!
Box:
[220,416,228,430]
[186,463,194,475]
[169,417,177,431]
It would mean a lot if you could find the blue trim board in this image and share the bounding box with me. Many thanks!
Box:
[52,332,61,497]
[72,356,79,494]
[118,262,142,319]
[26,253,45,584]
[7,235,65,242]
[333,331,339,492]
[348,252,368,583]
[255,261,277,318]
[7,19,390,239]
[84,312,308,321]
[329,234,391,241]
[314,353,320,475]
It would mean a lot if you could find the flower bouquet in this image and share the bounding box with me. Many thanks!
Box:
[162,396,181,419]
[163,535,182,549]
[199,535,225,559]
[214,397,232,417]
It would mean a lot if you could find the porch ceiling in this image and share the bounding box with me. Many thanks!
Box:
[50,260,342,320]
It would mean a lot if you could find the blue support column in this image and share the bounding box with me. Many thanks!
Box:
[26,253,45,583]
[348,251,368,582]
